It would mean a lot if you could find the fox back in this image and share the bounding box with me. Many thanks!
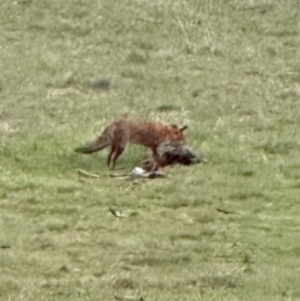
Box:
[127,120,187,149]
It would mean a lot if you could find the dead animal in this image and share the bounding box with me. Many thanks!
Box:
[140,141,206,172]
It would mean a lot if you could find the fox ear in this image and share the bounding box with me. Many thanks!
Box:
[180,125,188,132]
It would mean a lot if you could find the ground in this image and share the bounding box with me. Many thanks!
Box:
[0,0,300,300]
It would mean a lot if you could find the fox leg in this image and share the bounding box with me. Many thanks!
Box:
[107,145,116,168]
[109,130,128,169]
[107,126,128,169]
[111,146,125,169]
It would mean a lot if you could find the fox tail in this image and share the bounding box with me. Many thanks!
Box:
[75,135,110,154]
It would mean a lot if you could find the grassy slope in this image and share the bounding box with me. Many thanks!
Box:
[0,0,299,300]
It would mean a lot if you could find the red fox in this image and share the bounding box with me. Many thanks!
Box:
[75,119,187,169]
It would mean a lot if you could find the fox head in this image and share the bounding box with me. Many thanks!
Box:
[169,124,188,142]
[170,124,188,130]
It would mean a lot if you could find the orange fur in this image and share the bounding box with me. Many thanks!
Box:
[75,119,187,169]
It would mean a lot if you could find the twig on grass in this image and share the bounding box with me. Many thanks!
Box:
[114,294,144,301]
[109,207,138,218]
[216,208,237,215]
[77,169,100,178]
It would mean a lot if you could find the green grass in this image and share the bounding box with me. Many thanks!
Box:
[0,0,300,300]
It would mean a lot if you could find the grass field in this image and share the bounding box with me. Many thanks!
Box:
[1,0,300,300]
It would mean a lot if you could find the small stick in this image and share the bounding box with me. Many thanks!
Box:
[77,169,100,178]
[216,208,237,214]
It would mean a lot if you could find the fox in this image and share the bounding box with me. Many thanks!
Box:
[75,119,188,169]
